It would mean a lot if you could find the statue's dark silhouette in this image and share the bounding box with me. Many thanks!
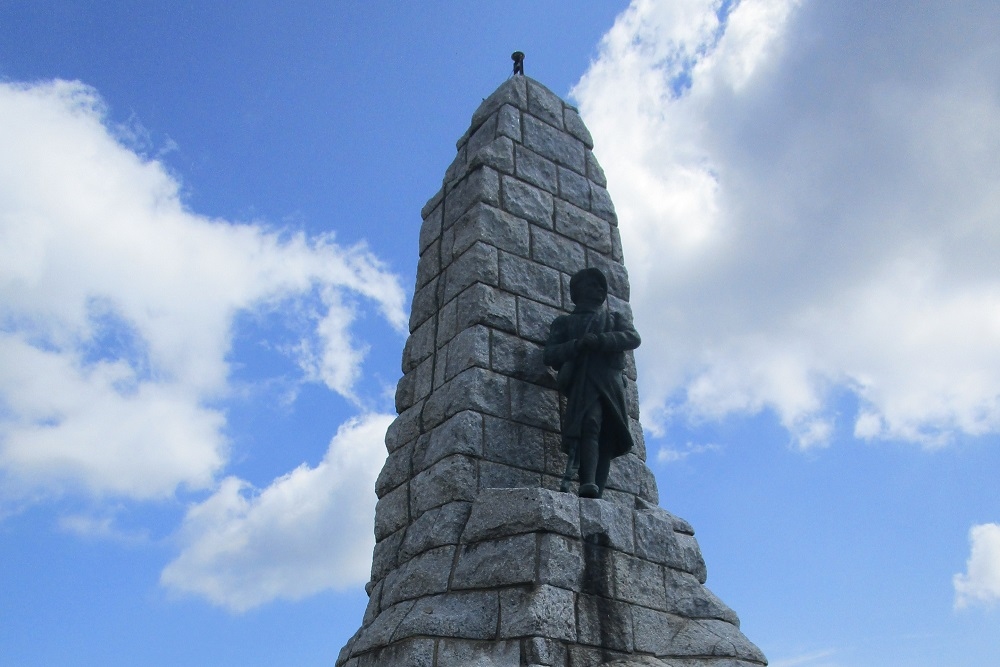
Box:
[544,268,640,498]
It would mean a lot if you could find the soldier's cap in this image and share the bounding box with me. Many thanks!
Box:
[569,267,608,304]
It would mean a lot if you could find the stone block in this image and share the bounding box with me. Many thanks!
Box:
[538,533,584,591]
[610,225,624,262]
[362,579,382,625]
[370,528,404,581]
[531,225,586,274]
[452,533,537,589]
[526,78,565,129]
[559,165,592,210]
[580,539,616,598]
[444,143,469,185]
[555,200,612,253]
[437,640,521,667]
[415,238,439,289]
[628,417,646,462]
[490,330,553,386]
[469,135,515,175]
[417,410,484,471]
[590,183,618,224]
[579,499,635,554]
[435,295,457,349]
[497,104,521,142]
[664,618,764,663]
[451,203,530,259]
[444,167,501,227]
[630,606,683,656]
[410,454,478,516]
[357,638,435,667]
[499,584,576,641]
[479,461,541,490]
[375,439,412,498]
[408,275,438,332]
[502,175,554,228]
[393,591,499,642]
[385,402,421,452]
[401,317,434,372]
[564,107,594,148]
[393,369,416,414]
[523,636,568,667]
[374,482,409,541]
[623,376,640,420]
[444,324,491,381]
[612,552,666,610]
[421,188,444,220]
[399,501,472,561]
[468,111,498,157]
[499,251,562,306]
[471,76,527,129]
[419,202,442,254]
[455,282,518,334]
[515,144,559,195]
[566,644,628,667]
[351,599,417,654]
[576,593,633,652]
[634,509,706,582]
[483,415,546,472]
[510,378,560,430]
[606,454,659,505]
[422,366,509,429]
[381,545,454,607]
[585,151,607,188]
[517,298,566,344]
[522,114,584,174]
[462,487,581,543]
[443,241,499,303]
[663,569,739,624]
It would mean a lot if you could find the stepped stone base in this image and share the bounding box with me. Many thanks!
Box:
[337,488,766,667]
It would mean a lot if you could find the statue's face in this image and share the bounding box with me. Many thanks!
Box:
[575,276,607,307]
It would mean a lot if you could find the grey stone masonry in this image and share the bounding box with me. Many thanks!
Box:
[339,77,766,667]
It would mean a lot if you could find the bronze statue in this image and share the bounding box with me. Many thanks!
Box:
[544,268,640,498]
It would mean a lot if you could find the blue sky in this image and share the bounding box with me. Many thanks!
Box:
[1,2,999,666]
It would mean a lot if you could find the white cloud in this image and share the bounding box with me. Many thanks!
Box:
[656,441,721,464]
[573,0,1000,447]
[954,522,1000,609]
[159,413,392,612]
[0,80,407,503]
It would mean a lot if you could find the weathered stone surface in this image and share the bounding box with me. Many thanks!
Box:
[470,135,515,175]
[515,144,559,194]
[394,591,499,641]
[408,276,438,331]
[663,569,739,624]
[586,150,608,187]
[374,482,409,541]
[375,440,411,498]
[523,114,585,174]
[612,551,667,609]
[607,454,659,505]
[577,593,634,652]
[479,461,541,490]
[634,509,707,582]
[591,183,618,224]
[445,167,501,227]
[357,638,435,667]
[455,282,518,334]
[559,165,592,209]
[370,527,404,581]
[497,104,521,143]
[502,176,554,228]
[524,636,569,667]
[452,533,537,589]
[443,324,491,381]
[421,188,444,220]
[419,202,443,253]
[399,500,472,561]
[381,545,454,606]
[422,366,509,429]
[564,106,595,149]
[443,241,499,302]
[580,499,635,554]
[555,200,613,253]
[666,619,765,663]
[517,298,565,344]
[490,331,553,386]
[351,600,417,654]
[437,640,520,667]
[401,317,434,372]
[451,202,530,259]
[499,250,562,306]
[499,584,576,641]
[531,225,586,274]
[472,76,527,130]
[417,410,484,471]
[588,251,631,301]
[410,454,477,516]
[526,79,566,129]
[510,378,560,430]
[482,415,546,472]
[468,112,499,157]
[462,487,580,543]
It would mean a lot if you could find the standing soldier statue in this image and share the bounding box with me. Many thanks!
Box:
[544,268,641,498]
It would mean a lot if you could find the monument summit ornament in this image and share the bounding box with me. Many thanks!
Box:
[336,72,767,667]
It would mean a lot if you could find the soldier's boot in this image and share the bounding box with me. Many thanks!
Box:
[578,405,602,498]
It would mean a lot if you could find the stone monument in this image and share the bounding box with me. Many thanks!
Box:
[336,74,767,667]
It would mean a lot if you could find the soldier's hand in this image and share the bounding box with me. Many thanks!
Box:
[581,333,600,350]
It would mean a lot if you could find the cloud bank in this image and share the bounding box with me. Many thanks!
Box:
[0,80,406,505]
[954,522,1000,609]
[573,0,1000,447]
[160,413,392,612]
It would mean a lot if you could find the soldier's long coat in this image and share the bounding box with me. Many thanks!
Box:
[543,306,640,457]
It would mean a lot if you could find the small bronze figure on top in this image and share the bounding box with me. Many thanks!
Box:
[544,268,640,498]
[511,51,525,76]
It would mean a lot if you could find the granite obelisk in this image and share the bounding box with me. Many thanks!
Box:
[336,74,767,667]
